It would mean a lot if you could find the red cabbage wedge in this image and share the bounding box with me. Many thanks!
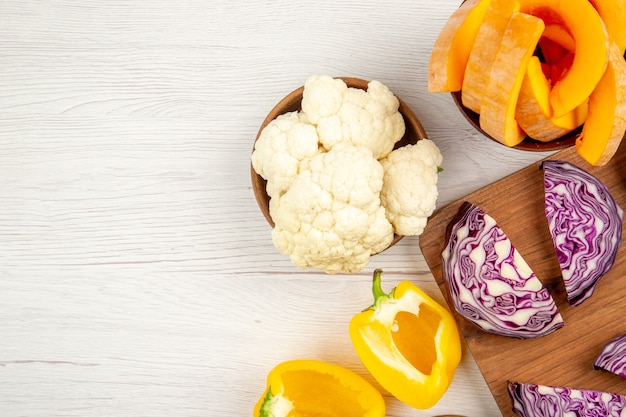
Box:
[509,381,626,417]
[594,333,626,379]
[441,202,563,338]
[542,160,624,306]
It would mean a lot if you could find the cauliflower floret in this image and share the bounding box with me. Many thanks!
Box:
[380,139,443,236]
[251,111,321,198]
[300,75,347,124]
[301,75,405,159]
[270,144,394,274]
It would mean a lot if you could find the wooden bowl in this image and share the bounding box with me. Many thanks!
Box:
[251,77,428,250]
[450,90,579,152]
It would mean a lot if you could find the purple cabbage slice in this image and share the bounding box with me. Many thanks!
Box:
[542,160,624,306]
[508,381,626,417]
[594,333,626,379]
[441,201,564,338]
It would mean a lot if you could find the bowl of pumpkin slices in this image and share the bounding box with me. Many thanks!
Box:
[428,0,626,166]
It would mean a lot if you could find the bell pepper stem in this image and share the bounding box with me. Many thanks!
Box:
[372,269,386,301]
[367,269,394,310]
[259,389,273,417]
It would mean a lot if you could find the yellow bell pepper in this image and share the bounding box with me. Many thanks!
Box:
[349,269,462,409]
[253,359,385,417]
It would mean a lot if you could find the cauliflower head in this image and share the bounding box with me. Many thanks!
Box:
[270,144,394,274]
[251,75,444,274]
[251,111,321,198]
[380,139,443,236]
[301,75,406,159]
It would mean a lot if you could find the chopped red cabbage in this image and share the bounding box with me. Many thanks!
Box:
[594,333,626,379]
[509,381,626,417]
[542,160,624,306]
[441,202,563,338]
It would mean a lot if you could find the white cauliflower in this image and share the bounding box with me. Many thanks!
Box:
[270,144,394,274]
[380,139,443,236]
[251,75,443,274]
[301,75,406,159]
[251,111,320,198]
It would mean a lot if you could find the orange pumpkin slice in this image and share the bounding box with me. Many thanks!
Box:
[516,56,587,142]
[479,12,545,147]
[428,0,491,93]
[461,0,520,113]
[519,0,609,117]
[576,43,626,166]
[428,0,492,92]
[588,0,626,54]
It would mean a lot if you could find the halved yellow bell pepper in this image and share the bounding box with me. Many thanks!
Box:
[349,269,462,410]
[253,359,385,417]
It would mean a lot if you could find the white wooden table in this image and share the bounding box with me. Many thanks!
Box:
[0,1,557,416]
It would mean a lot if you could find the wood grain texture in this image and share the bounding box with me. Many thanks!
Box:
[420,142,626,417]
[0,0,560,416]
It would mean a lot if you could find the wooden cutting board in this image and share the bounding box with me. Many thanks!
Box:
[419,142,626,417]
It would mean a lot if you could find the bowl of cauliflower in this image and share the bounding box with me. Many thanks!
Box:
[251,75,442,274]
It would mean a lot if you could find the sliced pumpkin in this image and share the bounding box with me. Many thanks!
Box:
[479,12,545,147]
[461,0,520,113]
[516,56,587,142]
[428,0,492,92]
[588,0,626,54]
[541,24,575,52]
[518,0,609,117]
[576,43,626,166]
